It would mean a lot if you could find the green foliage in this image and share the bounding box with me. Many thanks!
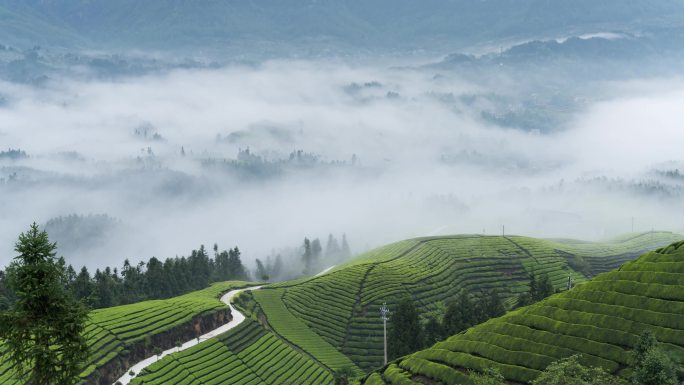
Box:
[443,289,506,338]
[262,233,679,371]
[389,298,423,360]
[0,223,89,385]
[334,366,357,385]
[518,272,555,307]
[130,319,333,385]
[65,244,249,309]
[470,367,506,385]
[0,280,251,384]
[302,238,313,275]
[631,331,678,385]
[631,330,658,366]
[443,291,476,336]
[361,239,684,385]
[531,355,626,385]
[423,316,444,347]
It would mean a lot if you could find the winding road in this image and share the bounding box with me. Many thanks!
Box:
[113,285,262,385]
[113,265,337,385]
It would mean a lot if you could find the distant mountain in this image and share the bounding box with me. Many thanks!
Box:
[2,1,684,54]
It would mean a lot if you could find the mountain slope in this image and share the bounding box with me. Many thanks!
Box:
[251,232,681,371]
[130,319,333,385]
[0,281,252,385]
[3,1,684,51]
[362,240,684,384]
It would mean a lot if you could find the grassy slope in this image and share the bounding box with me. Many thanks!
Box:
[363,239,684,385]
[258,232,681,371]
[130,319,333,385]
[0,281,252,384]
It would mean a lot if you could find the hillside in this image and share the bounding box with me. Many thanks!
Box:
[3,1,684,52]
[361,240,684,384]
[0,281,252,385]
[249,232,681,372]
[130,318,333,385]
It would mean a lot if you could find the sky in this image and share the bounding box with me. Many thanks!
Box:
[1,61,683,269]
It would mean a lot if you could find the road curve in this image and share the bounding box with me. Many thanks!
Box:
[113,285,262,385]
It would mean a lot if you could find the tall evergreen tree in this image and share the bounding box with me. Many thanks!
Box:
[443,291,475,335]
[255,258,269,281]
[311,238,323,269]
[0,270,11,311]
[534,273,554,301]
[480,290,505,322]
[388,298,423,359]
[302,238,312,274]
[0,224,89,385]
[325,234,340,259]
[271,254,284,280]
[423,316,444,346]
[340,234,351,258]
[227,247,248,280]
[72,266,93,303]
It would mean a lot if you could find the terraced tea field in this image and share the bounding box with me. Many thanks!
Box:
[129,319,333,385]
[362,239,684,384]
[1,233,678,385]
[257,232,681,371]
[0,281,252,384]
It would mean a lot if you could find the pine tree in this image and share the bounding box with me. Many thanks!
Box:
[443,291,475,335]
[302,238,312,274]
[340,234,351,258]
[0,270,12,311]
[388,298,423,359]
[271,254,283,280]
[423,316,444,346]
[325,234,339,259]
[535,273,554,301]
[255,259,269,281]
[481,290,505,320]
[311,238,322,269]
[0,223,89,385]
[72,266,94,303]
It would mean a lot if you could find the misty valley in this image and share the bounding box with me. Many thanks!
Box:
[1,2,684,385]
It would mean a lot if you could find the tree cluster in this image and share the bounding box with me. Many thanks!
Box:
[630,330,681,385]
[55,244,247,309]
[301,234,350,275]
[517,272,555,307]
[389,289,506,360]
[254,254,284,282]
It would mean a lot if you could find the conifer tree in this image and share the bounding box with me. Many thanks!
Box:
[302,238,312,274]
[389,298,423,359]
[443,291,475,335]
[0,223,89,385]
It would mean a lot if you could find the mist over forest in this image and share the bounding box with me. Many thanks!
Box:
[1,1,684,272]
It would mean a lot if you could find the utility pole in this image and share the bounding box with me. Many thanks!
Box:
[502,225,505,237]
[380,302,390,365]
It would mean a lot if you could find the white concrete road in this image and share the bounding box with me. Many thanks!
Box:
[113,285,262,385]
[314,265,336,277]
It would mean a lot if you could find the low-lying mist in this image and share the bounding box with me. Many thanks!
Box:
[1,60,683,269]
